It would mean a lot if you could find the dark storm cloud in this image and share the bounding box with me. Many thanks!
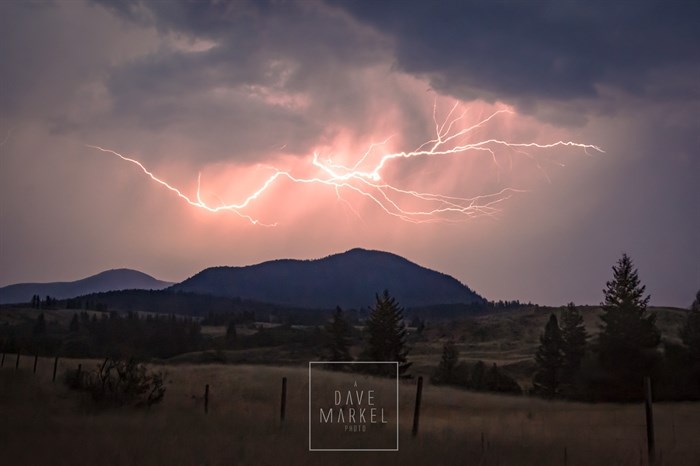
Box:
[92,0,389,91]
[0,1,95,115]
[84,0,394,162]
[1,0,697,307]
[329,0,700,105]
[94,0,275,37]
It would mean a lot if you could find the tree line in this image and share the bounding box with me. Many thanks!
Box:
[532,253,700,401]
[320,290,523,394]
[321,290,412,377]
[3,311,204,359]
[431,340,522,394]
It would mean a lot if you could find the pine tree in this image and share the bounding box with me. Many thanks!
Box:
[364,290,411,376]
[599,254,659,373]
[33,312,47,335]
[485,363,522,394]
[485,363,501,391]
[681,289,700,362]
[471,360,486,389]
[559,302,587,386]
[226,320,237,342]
[533,314,563,398]
[325,307,352,364]
[69,313,80,333]
[432,340,459,385]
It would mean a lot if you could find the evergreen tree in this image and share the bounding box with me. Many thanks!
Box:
[33,312,47,335]
[464,360,521,394]
[409,317,426,335]
[485,363,522,394]
[364,290,411,376]
[226,320,237,342]
[533,314,563,398]
[471,360,486,389]
[325,307,352,363]
[432,340,459,385]
[681,289,700,362]
[599,254,660,373]
[559,302,587,387]
[484,363,500,391]
[69,313,80,333]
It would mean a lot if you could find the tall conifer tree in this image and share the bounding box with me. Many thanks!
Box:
[599,254,659,372]
[533,314,563,398]
[432,340,459,384]
[560,302,587,387]
[681,290,700,362]
[364,290,411,376]
[326,307,353,364]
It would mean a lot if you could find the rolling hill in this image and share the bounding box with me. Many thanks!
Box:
[170,248,484,309]
[0,269,172,304]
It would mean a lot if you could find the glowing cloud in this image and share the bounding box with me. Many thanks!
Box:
[86,102,602,226]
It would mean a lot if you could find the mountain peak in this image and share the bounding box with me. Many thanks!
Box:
[171,248,483,309]
[0,269,172,304]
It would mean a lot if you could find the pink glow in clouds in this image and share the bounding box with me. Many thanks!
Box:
[87,92,602,227]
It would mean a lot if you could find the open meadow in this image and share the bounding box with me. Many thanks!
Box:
[1,357,699,466]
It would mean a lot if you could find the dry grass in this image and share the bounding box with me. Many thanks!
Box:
[411,306,690,387]
[1,357,699,465]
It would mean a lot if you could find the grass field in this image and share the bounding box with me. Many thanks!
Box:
[1,357,699,466]
[174,305,688,388]
[408,306,689,386]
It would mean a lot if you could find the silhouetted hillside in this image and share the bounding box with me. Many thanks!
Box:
[0,269,172,304]
[170,248,484,309]
[61,289,332,325]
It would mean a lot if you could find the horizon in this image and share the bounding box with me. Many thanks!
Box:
[1,1,698,308]
[0,246,692,309]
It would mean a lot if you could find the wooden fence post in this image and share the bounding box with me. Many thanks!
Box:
[412,376,423,437]
[644,376,655,466]
[52,356,59,382]
[15,351,21,370]
[204,384,209,414]
[280,377,287,422]
[33,353,39,374]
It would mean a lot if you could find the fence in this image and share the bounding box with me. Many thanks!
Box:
[0,352,663,465]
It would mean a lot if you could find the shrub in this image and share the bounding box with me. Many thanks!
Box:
[65,358,166,408]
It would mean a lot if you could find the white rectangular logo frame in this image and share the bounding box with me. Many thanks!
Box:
[308,361,400,452]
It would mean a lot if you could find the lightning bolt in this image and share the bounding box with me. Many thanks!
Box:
[86,105,603,225]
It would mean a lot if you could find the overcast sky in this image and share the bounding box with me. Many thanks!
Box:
[1,0,698,307]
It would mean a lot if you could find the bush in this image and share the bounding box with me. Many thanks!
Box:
[65,358,166,408]
[431,356,522,395]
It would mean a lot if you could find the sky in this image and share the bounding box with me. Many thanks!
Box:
[1,0,698,307]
